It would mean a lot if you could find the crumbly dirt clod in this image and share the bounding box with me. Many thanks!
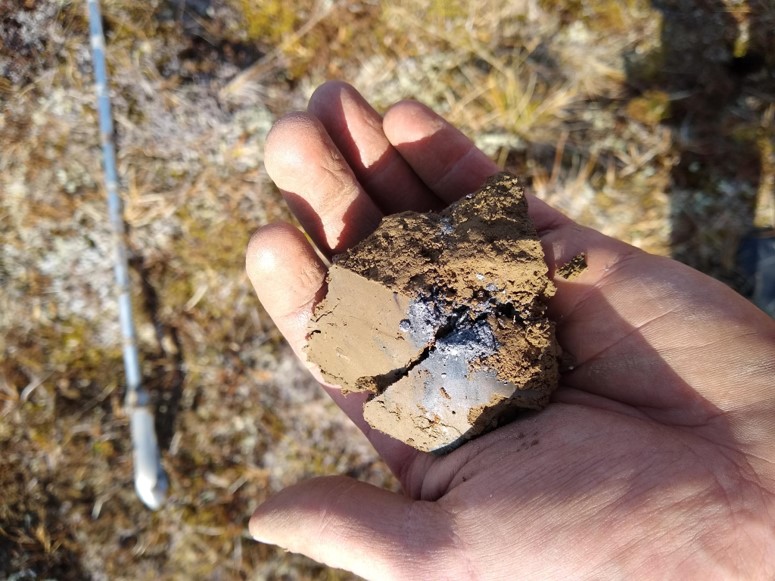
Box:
[558,253,588,280]
[306,172,560,453]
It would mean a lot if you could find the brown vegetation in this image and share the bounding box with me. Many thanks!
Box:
[1,0,773,578]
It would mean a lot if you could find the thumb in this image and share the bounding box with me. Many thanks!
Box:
[250,476,458,580]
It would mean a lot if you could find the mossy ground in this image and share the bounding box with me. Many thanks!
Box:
[1,0,774,578]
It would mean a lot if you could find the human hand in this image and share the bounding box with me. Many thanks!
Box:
[245,81,775,579]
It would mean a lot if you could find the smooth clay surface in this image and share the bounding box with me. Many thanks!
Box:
[306,173,559,453]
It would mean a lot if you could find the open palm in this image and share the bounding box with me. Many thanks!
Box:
[246,82,775,579]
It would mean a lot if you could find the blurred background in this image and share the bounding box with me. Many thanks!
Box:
[1,0,773,578]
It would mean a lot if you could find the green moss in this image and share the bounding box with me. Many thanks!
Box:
[92,440,116,458]
[181,503,228,528]
[236,0,298,44]
[51,319,122,375]
[626,90,671,126]
[728,123,760,145]
[261,408,286,441]
[427,0,469,22]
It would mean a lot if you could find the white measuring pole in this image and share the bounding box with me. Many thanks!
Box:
[86,0,168,510]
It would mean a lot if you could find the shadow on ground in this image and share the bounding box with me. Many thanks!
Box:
[628,0,775,290]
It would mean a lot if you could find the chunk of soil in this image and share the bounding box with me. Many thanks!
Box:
[557,253,588,280]
[306,172,559,453]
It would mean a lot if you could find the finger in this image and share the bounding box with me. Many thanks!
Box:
[383,100,570,233]
[250,476,455,580]
[264,113,383,256]
[245,222,327,357]
[308,81,441,213]
[383,100,495,202]
[246,222,425,478]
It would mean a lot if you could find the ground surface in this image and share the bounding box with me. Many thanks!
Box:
[1,0,773,579]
